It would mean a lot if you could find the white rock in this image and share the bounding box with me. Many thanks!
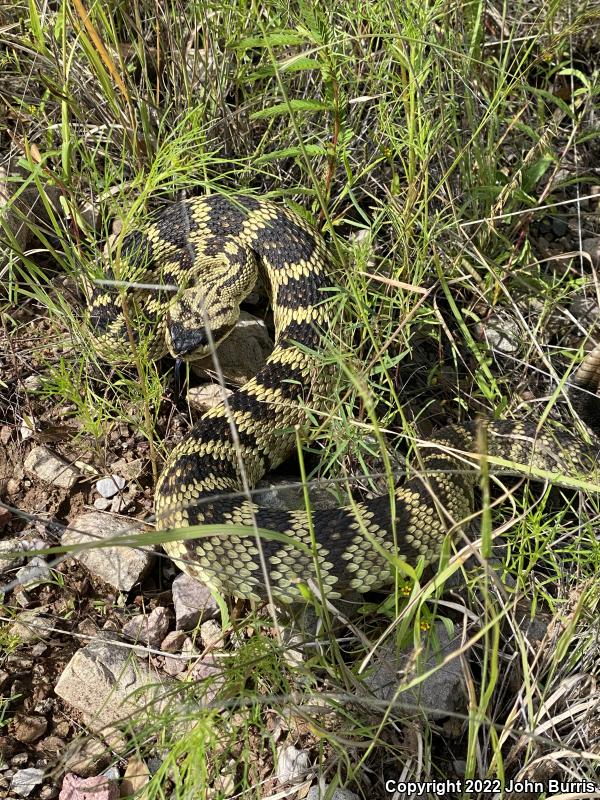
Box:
[15,557,50,587]
[93,497,111,511]
[10,767,45,798]
[276,744,310,785]
[96,475,126,498]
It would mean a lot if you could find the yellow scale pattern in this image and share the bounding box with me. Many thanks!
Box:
[88,195,600,604]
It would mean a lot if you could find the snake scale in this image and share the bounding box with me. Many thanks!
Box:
[89,195,600,603]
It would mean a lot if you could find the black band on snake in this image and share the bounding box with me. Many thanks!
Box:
[88,195,600,604]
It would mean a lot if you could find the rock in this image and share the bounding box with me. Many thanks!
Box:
[109,458,143,481]
[160,630,187,653]
[162,654,186,677]
[101,767,120,782]
[60,737,110,777]
[6,477,20,495]
[11,751,29,766]
[11,714,47,743]
[24,446,79,489]
[15,557,50,587]
[10,767,45,797]
[171,572,219,630]
[54,636,171,735]
[569,295,600,329]
[93,497,111,511]
[40,785,59,799]
[38,736,65,756]
[481,314,521,355]
[186,654,225,702]
[276,744,310,785]
[549,215,567,237]
[23,374,43,392]
[160,630,187,675]
[0,538,28,576]
[61,513,154,591]
[10,608,50,643]
[58,773,118,800]
[193,311,273,385]
[122,607,170,649]
[583,237,600,268]
[306,788,359,800]
[96,475,126,499]
[187,384,233,413]
[0,160,38,261]
[363,621,465,719]
[200,619,221,649]
[120,757,150,797]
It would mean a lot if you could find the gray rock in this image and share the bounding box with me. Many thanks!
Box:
[583,237,600,268]
[59,736,110,777]
[109,458,143,481]
[0,538,27,576]
[0,157,58,267]
[172,572,219,630]
[15,557,50,587]
[54,636,171,735]
[10,768,45,798]
[96,475,126,499]
[569,295,600,328]
[186,653,225,702]
[307,787,359,800]
[482,314,521,355]
[61,513,154,591]
[193,311,273,385]
[10,608,51,643]
[122,607,170,649]
[364,621,465,719]
[23,446,79,489]
[276,744,310,785]
[162,654,186,677]
[550,215,567,237]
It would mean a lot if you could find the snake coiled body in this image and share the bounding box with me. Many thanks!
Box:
[89,195,600,603]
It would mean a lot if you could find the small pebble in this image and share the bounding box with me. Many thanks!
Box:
[550,215,567,237]
[93,497,111,511]
[10,767,45,798]
[95,475,126,499]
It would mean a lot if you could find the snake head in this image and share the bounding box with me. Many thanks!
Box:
[165,284,238,361]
